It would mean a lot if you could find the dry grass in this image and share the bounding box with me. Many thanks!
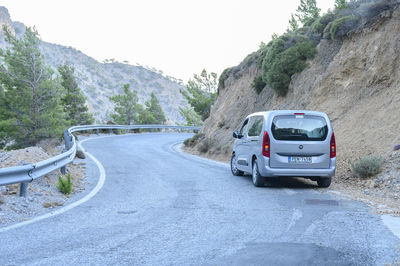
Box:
[43,201,64,208]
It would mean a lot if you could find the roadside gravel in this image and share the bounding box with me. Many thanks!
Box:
[330,150,400,216]
[0,141,86,227]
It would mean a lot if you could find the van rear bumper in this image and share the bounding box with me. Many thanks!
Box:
[258,157,336,178]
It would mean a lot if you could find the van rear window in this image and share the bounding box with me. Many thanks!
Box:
[271,115,328,141]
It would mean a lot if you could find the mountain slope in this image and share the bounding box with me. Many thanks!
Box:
[0,7,188,124]
[194,4,400,171]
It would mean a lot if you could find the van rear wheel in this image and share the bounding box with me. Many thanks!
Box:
[252,161,264,187]
[317,177,332,188]
[231,154,244,176]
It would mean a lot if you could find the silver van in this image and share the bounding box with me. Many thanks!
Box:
[231,110,336,187]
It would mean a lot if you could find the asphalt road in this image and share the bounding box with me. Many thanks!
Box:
[1,133,399,265]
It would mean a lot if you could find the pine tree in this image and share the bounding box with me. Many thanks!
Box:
[334,0,347,10]
[138,108,156,125]
[180,69,217,121]
[109,84,142,124]
[58,64,94,126]
[145,93,166,124]
[288,14,299,31]
[0,26,66,148]
[178,107,202,126]
[295,0,320,25]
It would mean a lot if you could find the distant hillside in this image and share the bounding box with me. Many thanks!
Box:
[0,6,188,124]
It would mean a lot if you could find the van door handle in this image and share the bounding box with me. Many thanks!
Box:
[250,139,258,142]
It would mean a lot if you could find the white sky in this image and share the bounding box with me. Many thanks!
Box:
[1,0,335,82]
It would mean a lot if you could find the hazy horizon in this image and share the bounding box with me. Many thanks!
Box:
[1,0,334,82]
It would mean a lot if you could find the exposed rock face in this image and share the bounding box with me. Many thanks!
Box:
[0,6,14,35]
[198,6,400,175]
[0,7,188,124]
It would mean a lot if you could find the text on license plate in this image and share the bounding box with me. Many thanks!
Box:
[288,156,312,163]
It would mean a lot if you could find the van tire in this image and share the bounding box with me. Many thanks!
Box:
[317,177,332,188]
[231,154,244,176]
[252,161,264,187]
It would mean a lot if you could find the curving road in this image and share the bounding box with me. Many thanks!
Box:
[1,133,399,265]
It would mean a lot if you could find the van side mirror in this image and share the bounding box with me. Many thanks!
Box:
[233,130,243,139]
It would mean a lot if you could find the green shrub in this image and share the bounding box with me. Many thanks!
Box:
[312,20,324,34]
[243,52,258,67]
[295,26,311,36]
[183,138,191,147]
[198,138,213,153]
[351,155,384,179]
[218,120,225,128]
[262,37,286,71]
[57,173,73,196]
[312,12,335,35]
[263,41,316,96]
[183,133,204,147]
[252,75,266,94]
[330,15,360,40]
[218,67,233,92]
[191,133,205,142]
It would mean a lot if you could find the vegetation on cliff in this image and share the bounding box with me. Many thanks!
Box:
[218,0,398,97]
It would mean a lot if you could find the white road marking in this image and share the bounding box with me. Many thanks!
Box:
[172,142,230,169]
[0,138,106,233]
[381,215,400,240]
[286,209,303,232]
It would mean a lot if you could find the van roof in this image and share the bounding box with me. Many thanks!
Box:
[246,110,328,119]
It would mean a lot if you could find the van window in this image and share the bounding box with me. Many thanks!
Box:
[271,115,328,141]
[239,119,248,136]
[248,116,263,137]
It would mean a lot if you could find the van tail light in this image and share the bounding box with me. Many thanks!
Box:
[330,132,336,158]
[262,131,270,157]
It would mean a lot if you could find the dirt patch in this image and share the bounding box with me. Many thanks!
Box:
[0,146,51,168]
[330,150,400,216]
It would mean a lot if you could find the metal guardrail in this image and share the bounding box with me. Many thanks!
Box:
[0,124,200,196]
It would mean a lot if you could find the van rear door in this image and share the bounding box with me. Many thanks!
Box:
[269,113,331,169]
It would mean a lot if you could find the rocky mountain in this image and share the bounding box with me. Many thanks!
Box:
[192,1,400,172]
[0,6,188,124]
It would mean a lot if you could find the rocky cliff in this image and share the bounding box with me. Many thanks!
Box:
[0,7,188,124]
[194,3,400,180]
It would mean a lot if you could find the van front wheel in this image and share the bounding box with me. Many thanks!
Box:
[231,154,244,176]
[252,161,264,187]
[317,177,332,188]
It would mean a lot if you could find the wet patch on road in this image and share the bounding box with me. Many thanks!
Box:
[305,199,340,206]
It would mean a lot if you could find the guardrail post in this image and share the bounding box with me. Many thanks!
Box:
[63,131,72,174]
[60,149,66,174]
[96,129,99,135]
[19,182,28,197]
[64,130,72,150]
[109,129,113,134]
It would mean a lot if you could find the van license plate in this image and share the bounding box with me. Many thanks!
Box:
[288,156,312,164]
